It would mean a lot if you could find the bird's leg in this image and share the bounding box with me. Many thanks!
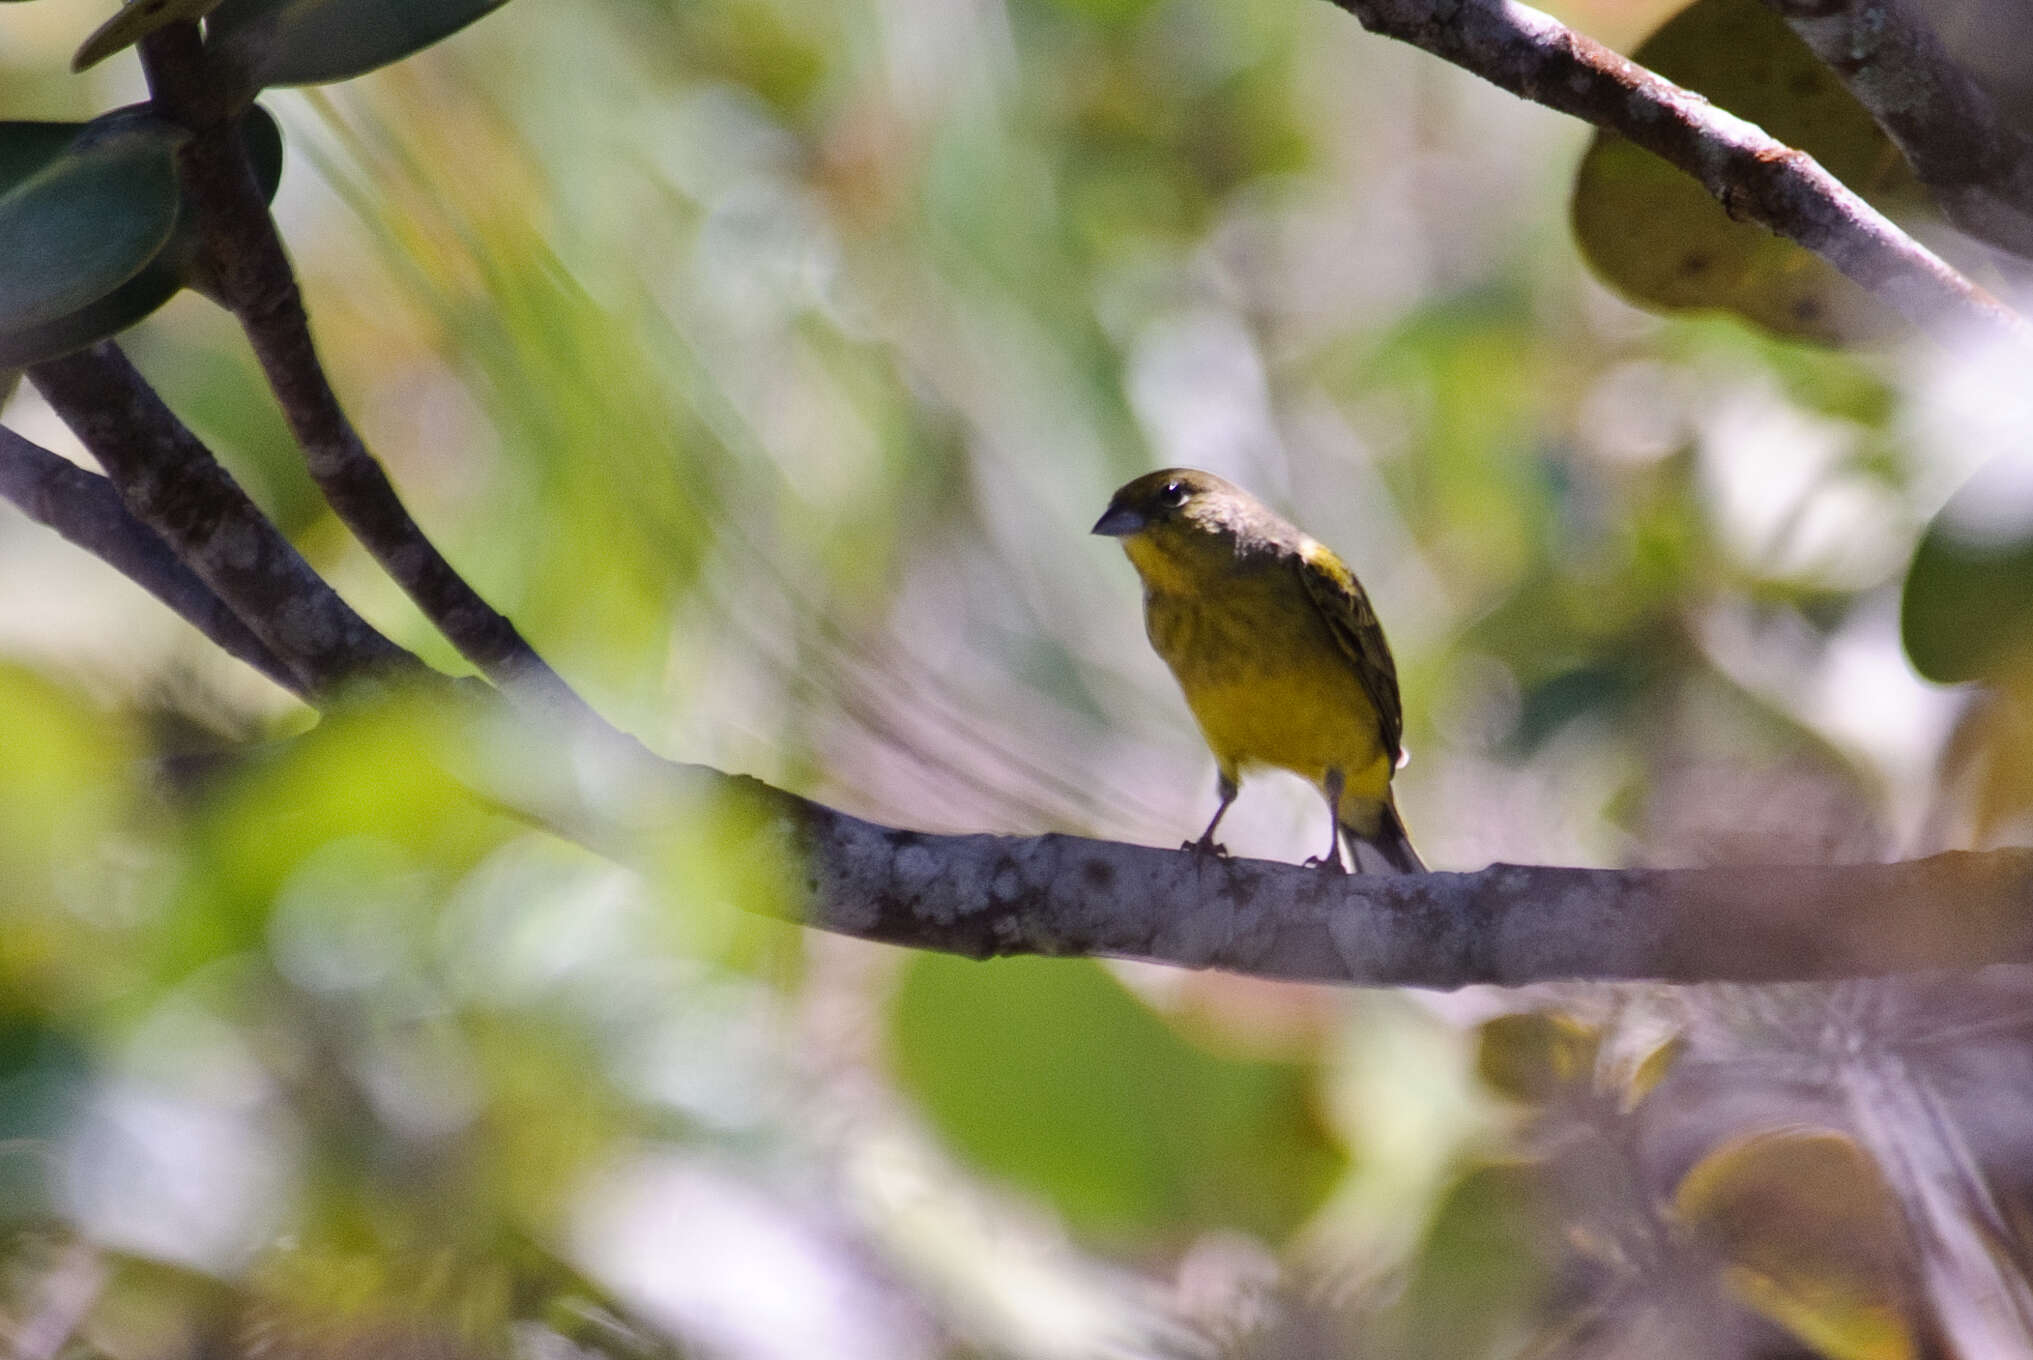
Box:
[1188,772,1238,856]
[1306,768,1348,873]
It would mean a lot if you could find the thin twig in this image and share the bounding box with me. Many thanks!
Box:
[0,423,301,692]
[133,21,600,724]
[1325,0,2030,345]
[1763,0,2033,261]
[29,342,418,699]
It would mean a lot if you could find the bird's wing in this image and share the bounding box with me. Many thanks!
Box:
[1294,539,1404,763]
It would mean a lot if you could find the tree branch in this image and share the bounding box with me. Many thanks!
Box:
[1324,0,2030,345]
[29,342,418,699]
[0,423,302,692]
[133,21,599,723]
[495,727,2033,988]
[1763,0,2033,260]
[771,802,2033,985]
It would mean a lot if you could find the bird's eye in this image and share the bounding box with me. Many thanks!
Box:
[1158,480,1187,507]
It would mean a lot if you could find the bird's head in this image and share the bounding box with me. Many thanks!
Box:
[1093,468,1274,585]
[1092,467,1247,539]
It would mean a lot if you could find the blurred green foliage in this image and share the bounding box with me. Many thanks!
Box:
[0,104,282,368]
[892,954,1342,1244]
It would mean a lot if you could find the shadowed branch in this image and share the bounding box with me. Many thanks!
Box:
[1323,0,2030,343]
[29,341,418,699]
[132,20,599,724]
[0,422,300,691]
[1763,0,2033,260]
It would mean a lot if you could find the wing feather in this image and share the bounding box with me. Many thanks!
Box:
[1294,540,1404,763]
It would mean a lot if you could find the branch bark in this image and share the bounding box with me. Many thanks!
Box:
[1324,0,2030,345]
[771,800,2033,985]
[1763,0,2033,260]
[133,22,599,724]
[0,423,301,692]
[29,342,418,699]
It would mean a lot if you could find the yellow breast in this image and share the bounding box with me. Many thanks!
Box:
[1140,569,1392,801]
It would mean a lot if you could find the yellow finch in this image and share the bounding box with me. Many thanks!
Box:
[1093,468,1422,873]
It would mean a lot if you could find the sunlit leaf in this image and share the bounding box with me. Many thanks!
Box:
[1040,0,1161,29]
[1476,1011,1599,1105]
[0,105,282,368]
[208,0,512,87]
[1929,686,2033,840]
[0,664,133,912]
[1570,0,1919,345]
[72,0,229,72]
[0,665,140,1011]
[1622,1031,1686,1110]
[890,954,1343,1243]
[0,111,182,333]
[1674,1126,1916,1360]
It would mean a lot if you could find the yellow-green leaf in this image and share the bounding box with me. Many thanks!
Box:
[1570,0,1922,345]
[1674,1126,1916,1360]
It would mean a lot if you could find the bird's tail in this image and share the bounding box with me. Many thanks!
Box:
[1345,795,1424,874]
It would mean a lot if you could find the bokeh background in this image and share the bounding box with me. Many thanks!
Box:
[3,0,2032,1353]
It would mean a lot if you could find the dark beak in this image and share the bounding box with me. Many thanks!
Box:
[1091,504,1145,537]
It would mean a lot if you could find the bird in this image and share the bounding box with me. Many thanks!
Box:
[1093,467,1422,873]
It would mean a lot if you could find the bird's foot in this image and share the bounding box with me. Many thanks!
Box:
[1303,851,1348,874]
[1183,836,1230,858]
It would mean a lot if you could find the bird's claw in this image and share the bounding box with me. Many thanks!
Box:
[1183,837,1230,858]
[1303,853,1348,875]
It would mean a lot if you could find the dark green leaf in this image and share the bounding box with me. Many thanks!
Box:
[0,121,83,189]
[208,0,511,87]
[0,112,183,334]
[0,1014,92,1224]
[1901,457,2033,683]
[0,105,282,369]
[890,954,1344,1244]
[1570,0,1920,345]
[73,0,229,72]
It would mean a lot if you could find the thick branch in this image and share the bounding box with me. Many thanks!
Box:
[29,343,417,699]
[1764,0,2033,260]
[776,801,2033,985]
[134,22,597,723]
[1325,0,2029,345]
[0,424,301,692]
[502,734,2033,987]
